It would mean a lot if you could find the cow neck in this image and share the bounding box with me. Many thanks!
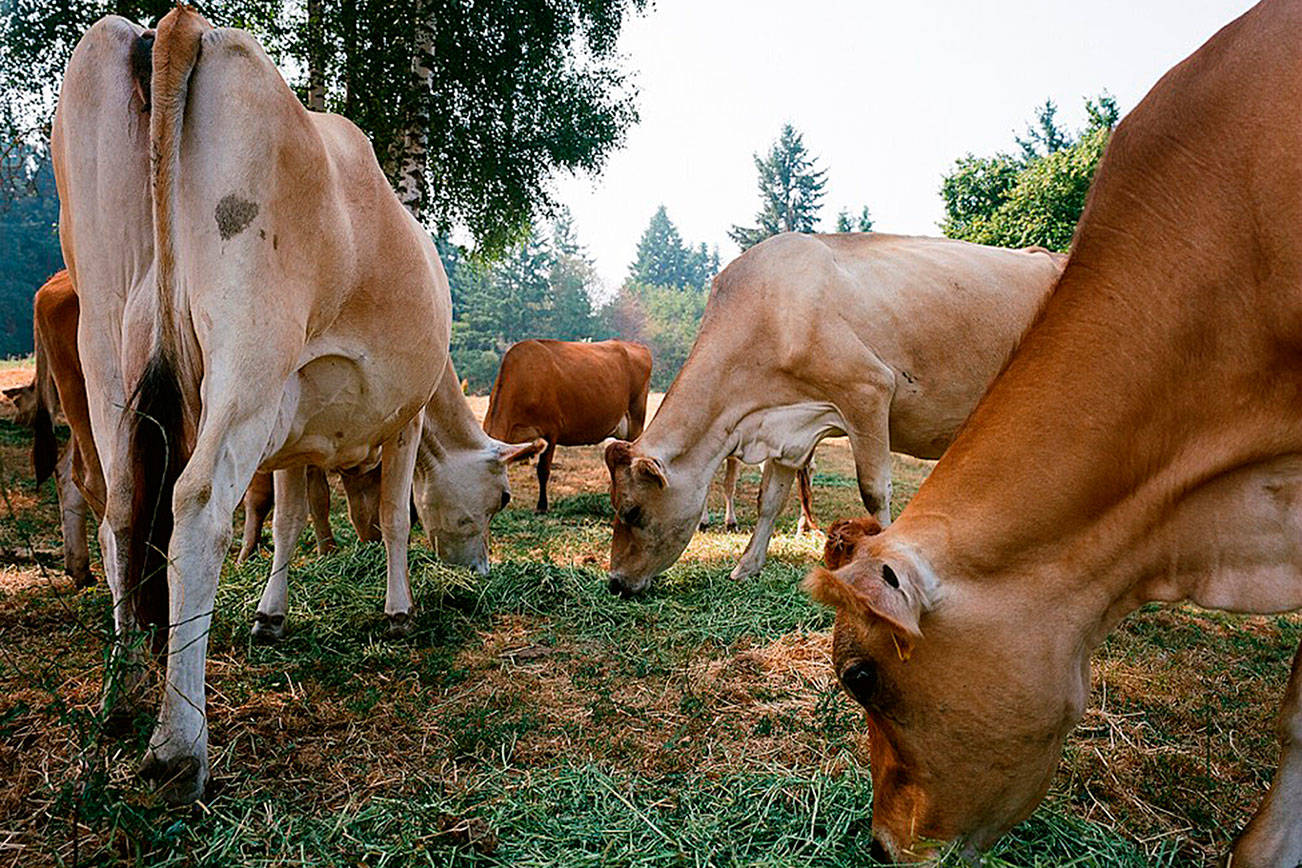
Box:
[636,344,756,483]
[430,360,491,454]
[889,223,1302,647]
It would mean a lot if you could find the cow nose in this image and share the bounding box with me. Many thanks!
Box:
[607,575,626,596]
[869,835,892,864]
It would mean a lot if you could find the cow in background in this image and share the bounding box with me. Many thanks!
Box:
[2,270,99,588]
[485,339,651,513]
[606,233,1064,595]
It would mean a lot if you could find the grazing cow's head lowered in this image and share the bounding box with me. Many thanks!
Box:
[806,524,1086,861]
[414,436,544,574]
[604,439,703,596]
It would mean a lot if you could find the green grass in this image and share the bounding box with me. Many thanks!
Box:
[0,420,1295,866]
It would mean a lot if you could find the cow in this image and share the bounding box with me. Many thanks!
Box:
[806,2,1302,863]
[54,7,448,802]
[249,357,543,642]
[484,338,652,513]
[604,233,1064,595]
[2,270,100,588]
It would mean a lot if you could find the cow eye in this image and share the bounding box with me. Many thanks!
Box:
[500,490,511,509]
[619,505,643,528]
[841,660,878,706]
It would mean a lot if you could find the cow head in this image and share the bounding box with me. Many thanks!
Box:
[413,435,544,574]
[805,526,1084,862]
[3,381,39,428]
[604,439,703,596]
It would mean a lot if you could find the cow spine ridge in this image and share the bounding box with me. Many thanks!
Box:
[121,6,208,650]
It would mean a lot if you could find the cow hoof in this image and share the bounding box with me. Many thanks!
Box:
[139,752,206,805]
[730,562,760,581]
[385,612,414,639]
[725,520,739,532]
[317,540,338,556]
[698,520,710,531]
[535,504,549,514]
[250,612,286,644]
[71,569,96,591]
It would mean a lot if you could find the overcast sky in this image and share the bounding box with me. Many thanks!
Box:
[551,0,1259,292]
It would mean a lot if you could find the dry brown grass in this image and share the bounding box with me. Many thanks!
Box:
[0,362,1298,866]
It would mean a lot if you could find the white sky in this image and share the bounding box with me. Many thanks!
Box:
[551,0,1258,293]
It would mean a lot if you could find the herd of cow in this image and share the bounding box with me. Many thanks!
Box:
[8,0,1302,863]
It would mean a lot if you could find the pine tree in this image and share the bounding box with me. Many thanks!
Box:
[549,209,598,340]
[729,124,828,250]
[628,207,718,289]
[835,206,874,233]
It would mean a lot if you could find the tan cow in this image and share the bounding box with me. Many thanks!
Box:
[250,357,543,642]
[485,338,652,512]
[54,8,448,802]
[808,1,1302,863]
[605,233,1063,595]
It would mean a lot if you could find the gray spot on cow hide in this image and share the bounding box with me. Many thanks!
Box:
[215,194,258,240]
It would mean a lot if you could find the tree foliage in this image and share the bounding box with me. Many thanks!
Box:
[729,123,827,250]
[601,282,706,391]
[940,93,1118,252]
[0,150,62,358]
[834,206,873,233]
[450,211,602,392]
[628,206,718,290]
[0,0,647,253]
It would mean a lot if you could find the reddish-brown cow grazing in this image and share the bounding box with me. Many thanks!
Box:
[2,270,101,588]
[809,2,1302,863]
[484,339,651,512]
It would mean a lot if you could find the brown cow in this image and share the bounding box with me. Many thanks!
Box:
[809,1,1302,862]
[485,339,651,512]
[2,270,100,588]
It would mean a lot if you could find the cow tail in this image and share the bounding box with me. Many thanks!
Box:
[122,7,206,650]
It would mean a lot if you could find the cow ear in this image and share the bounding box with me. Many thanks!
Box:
[823,516,883,570]
[605,439,634,472]
[497,438,546,465]
[2,386,24,402]
[804,558,924,659]
[632,456,667,488]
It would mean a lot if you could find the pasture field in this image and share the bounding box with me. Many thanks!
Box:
[0,375,1297,866]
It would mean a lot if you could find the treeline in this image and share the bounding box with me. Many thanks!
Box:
[0,151,61,359]
[0,97,1122,388]
[448,205,717,393]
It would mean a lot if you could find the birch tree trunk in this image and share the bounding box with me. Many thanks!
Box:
[306,0,326,112]
[396,3,435,218]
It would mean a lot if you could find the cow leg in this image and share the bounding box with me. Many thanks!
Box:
[140,413,274,805]
[99,430,149,728]
[841,388,894,527]
[379,412,422,637]
[306,466,337,554]
[699,497,711,531]
[723,456,740,531]
[251,467,309,644]
[340,465,382,543]
[236,470,273,564]
[55,443,93,588]
[795,463,819,535]
[1232,639,1302,867]
[535,440,556,513]
[730,460,796,581]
